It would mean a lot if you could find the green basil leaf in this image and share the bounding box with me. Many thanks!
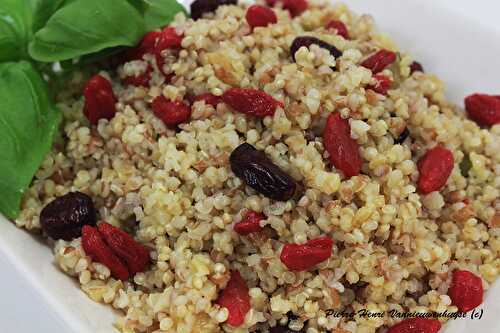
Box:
[31,0,66,32]
[0,0,34,61]
[141,0,187,31]
[0,61,61,219]
[28,0,145,62]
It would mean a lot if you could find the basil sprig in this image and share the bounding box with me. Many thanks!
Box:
[0,0,187,219]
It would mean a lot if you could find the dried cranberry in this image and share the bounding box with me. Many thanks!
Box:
[282,0,308,17]
[190,0,237,20]
[448,270,483,312]
[387,318,441,333]
[216,270,250,327]
[193,93,222,107]
[280,236,333,271]
[82,225,130,280]
[326,20,349,39]
[369,74,392,95]
[410,61,424,74]
[40,192,97,241]
[83,75,117,125]
[323,113,363,177]
[417,146,454,194]
[122,66,152,87]
[151,96,191,127]
[124,31,161,61]
[246,5,277,29]
[464,93,500,126]
[97,223,150,276]
[230,143,298,201]
[361,49,397,74]
[154,27,183,75]
[234,211,265,235]
[290,36,342,63]
[222,88,283,117]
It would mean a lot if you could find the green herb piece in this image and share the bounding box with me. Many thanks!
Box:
[0,61,61,219]
[460,154,472,178]
[28,0,145,62]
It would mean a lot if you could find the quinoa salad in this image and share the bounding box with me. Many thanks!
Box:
[9,0,500,333]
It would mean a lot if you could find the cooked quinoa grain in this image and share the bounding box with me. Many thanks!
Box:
[16,1,499,332]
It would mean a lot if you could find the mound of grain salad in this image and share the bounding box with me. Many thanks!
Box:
[13,0,500,332]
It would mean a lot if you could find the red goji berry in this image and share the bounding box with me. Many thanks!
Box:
[81,225,129,280]
[448,270,483,312]
[361,49,397,74]
[369,74,392,95]
[97,223,150,276]
[122,66,152,87]
[280,236,333,271]
[326,20,349,39]
[155,27,183,75]
[83,75,117,125]
[151,96,191,127]
[323,113,363,177]
[387,318,441,333]
[417,146,454,194]
[124,31,161,61]
[246,5,277,29]
[216,270,251,327]
[464,93,500,126]
[193,93,223,107]
[222,88,283,117]
[234,211,265,235]
[410,61,424,74]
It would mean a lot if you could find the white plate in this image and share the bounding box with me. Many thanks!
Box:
[1,0,499,332]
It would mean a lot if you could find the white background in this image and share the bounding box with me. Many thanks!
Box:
[1,0,499,332]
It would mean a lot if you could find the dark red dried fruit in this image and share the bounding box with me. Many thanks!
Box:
[122,66,152,87]
[190,0,237,20]
[151,96,191,127]
[464,93,500,126]
[230,143,298,201]
[323,113,363,177]
[222,88,283,117]
[369,74,392,95]
[270,325,301,333]
[124,31,161,61]
[387,318,441,333]
[40,192,97,241]
[394,127,410,145]
[448,270,483,312]
[290,36,342,63]
[216,270,250,327]
[280,236,333,271]
[234,211,265,235]
[326,20,349,39]
[193,93,222,107]
[361,49,397,74]
[83,75,117,125]
[97,222,150,276]
[417,146,454,194]
[154,27,183,75]
[409,61,424,74]
[82,225,130,280]
[246,5,277,29]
